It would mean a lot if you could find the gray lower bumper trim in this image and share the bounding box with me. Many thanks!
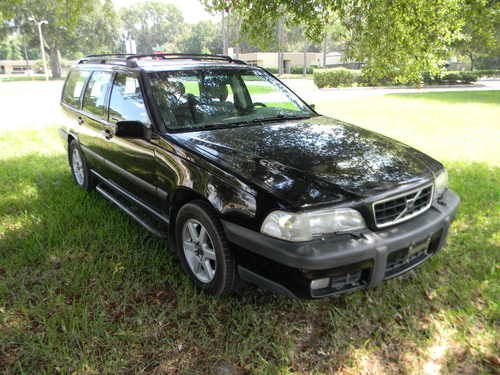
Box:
[223,190,460,286]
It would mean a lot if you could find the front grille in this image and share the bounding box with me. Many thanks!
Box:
[373,184,433,228]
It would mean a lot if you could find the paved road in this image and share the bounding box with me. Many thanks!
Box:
[1,79,499,132]
[1,80,65,131]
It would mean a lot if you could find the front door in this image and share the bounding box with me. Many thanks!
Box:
[103,72,160,207]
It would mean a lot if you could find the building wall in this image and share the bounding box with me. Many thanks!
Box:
[238,52,323,72]
[0,60,36,74]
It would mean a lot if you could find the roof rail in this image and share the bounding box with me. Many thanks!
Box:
[78,53,247,68]
[78,54,133,66]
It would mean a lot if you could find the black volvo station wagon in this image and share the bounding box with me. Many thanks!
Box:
[59,53,460,299]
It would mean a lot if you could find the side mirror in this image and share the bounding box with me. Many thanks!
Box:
[115,120,145,138]
[309,103,316,110]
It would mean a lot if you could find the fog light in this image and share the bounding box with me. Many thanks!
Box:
[311,278,330,290]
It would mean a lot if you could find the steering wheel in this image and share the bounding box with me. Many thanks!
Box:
[253,102,267,108]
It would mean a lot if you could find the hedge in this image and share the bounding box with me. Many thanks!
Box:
[312,69,500,88]
[472,69,500,78]
[313,68,361,88]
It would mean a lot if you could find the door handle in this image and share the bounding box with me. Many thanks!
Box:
[77,116,84,125]
[103,128,113,140]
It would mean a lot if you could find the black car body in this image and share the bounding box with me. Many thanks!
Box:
[59,54,459,299]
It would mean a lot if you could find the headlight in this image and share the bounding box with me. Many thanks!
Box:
[261,208,366,242]
[434,169,448,199]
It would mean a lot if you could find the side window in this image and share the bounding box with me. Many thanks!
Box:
[82,71,113,117]
[109,73,150,124]
[62,70,91,107]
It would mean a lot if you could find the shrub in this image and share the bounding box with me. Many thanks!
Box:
[422,71,478,85]
[290,65,315,74]
[312,69,484,88]
[263,67,278,74]
[473,69,500,78]
[313,68,360,88]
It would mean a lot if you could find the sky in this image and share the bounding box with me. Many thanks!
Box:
[112,0,219,24]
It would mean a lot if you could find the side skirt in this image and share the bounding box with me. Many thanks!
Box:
[92,170,169,239]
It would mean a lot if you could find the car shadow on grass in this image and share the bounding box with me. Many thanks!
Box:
[0,153,498,374]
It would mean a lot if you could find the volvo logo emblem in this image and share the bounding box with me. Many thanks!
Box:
[396,190,422,220]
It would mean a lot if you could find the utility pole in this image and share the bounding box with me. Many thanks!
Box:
[29,17,49,81]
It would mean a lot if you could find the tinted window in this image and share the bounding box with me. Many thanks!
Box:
[63,70,91,107]
[82,71,112,117]
[109,73,150,124]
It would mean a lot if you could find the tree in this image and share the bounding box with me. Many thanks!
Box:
[69,0,120,57]
[10,0,94,77]
[205,0,465,82]
[0,35,23,59]
[174,21,222,54]
[120,1,184,54]
[454,0,499,70]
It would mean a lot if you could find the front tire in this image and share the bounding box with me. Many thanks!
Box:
[69,140,96,191]
[175,200,237,296]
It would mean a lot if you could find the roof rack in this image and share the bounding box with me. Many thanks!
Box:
[78,53,247,68]
[78,54,133,66]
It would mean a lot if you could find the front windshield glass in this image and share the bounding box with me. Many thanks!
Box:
[148,68,314,131]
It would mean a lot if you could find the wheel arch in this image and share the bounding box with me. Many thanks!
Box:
[167,187,217,252]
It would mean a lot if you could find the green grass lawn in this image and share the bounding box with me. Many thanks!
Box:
[0,76,63,82]
[316,90,500,164]
[1,91,499,374]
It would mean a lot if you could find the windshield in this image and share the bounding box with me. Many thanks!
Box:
[147,68,314,131]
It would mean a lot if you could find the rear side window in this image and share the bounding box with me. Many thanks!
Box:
[109,73,150,124]
[63,70,91,107]
[82,71,113,117]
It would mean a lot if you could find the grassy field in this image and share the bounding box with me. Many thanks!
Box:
[0,90,499,374]
[316,90,500,164]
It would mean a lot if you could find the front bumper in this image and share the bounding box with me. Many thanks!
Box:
[223,189,460,298]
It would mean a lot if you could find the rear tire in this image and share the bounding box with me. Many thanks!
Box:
[175,200,237,296]
[69,140,96,191]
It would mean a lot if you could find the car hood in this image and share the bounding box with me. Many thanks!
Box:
[170,116,440,207]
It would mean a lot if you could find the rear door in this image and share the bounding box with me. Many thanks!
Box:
[79,70,114,174]
[61,69,93,154]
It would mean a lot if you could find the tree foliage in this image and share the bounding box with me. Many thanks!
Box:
[120,1,184,54]
[172,21,222,54]
[205,0,497,81]
[70,0,120,57]
[454,0,499,69]
[9,0,95,76]
[0,34,23,59]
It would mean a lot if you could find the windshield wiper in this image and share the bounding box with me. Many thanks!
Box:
[256,114,312,122]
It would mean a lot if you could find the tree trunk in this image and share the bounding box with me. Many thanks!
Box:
[49,46,62,78]
[277,17,284,75]
[469,52,474,71]
[322,33,327,67]
[303,42,307,76]
[235,16,241,59]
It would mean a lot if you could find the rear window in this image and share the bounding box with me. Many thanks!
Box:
[82,71,113,117]
[63,70,91,107]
